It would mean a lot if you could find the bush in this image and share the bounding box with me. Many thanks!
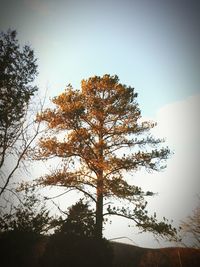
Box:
[40,199,113,266]
[40,234,113,267]
[0,230,41,267]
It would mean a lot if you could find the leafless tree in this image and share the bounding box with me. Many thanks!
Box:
[181,196,200,248]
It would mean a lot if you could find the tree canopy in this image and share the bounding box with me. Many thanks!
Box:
[35,74,176,240]
[0,29,38,197]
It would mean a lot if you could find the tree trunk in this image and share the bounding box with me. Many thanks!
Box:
[95,173,103,239]
[95,121,104,239]
[96,193,103,239]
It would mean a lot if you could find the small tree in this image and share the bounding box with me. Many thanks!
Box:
[57,199,96,237]
[35,74,176,240]
[0,188,52,235]
[181,198,200,248]
[0,29,38,198]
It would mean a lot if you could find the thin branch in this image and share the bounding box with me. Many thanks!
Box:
[44,189,74,200]
[0,123,8,169]
[51,199,68,216]
[103,211,139,225]
[34,182,97,203]
[0,120,41,196]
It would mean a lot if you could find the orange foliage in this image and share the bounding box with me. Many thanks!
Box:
[35,74,174,239]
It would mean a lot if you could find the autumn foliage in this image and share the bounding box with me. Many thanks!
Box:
[35,74,176,239]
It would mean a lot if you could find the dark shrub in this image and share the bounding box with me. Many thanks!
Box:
[0,230,41,267]
[40,233,113,267]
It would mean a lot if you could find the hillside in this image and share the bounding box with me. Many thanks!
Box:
[1,232,200,267]
[111,242,200,267]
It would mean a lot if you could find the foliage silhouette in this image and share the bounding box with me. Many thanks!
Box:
[0,188,52,235]
[0,189,52,267]
[0,230,41,267]
[40,235,113,267]
[40,200,113,267]
[56,199,96,237]
[0,29,38,197]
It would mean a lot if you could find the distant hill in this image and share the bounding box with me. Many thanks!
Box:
[111,242,200,267]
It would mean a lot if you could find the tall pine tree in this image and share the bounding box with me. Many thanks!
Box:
[35,74,176,239]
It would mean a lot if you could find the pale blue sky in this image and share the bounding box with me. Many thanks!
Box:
[1,0,200,247]
[0,0,199,116]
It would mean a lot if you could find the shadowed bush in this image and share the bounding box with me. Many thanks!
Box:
[0,230,41,267]
[40,200,113,267]
[40,234,113,267]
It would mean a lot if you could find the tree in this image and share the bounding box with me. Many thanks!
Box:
[181,197,200,248]
[0,188,52,235]
[0,29,38,198]
[35,74,177,240]
[57,199,96,237]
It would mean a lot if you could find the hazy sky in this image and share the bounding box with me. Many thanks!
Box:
[0,0,200,247]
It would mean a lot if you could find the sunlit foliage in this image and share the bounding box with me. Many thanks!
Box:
[35,74,176,239]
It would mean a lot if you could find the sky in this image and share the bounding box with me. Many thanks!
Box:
[0,0,200,247]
